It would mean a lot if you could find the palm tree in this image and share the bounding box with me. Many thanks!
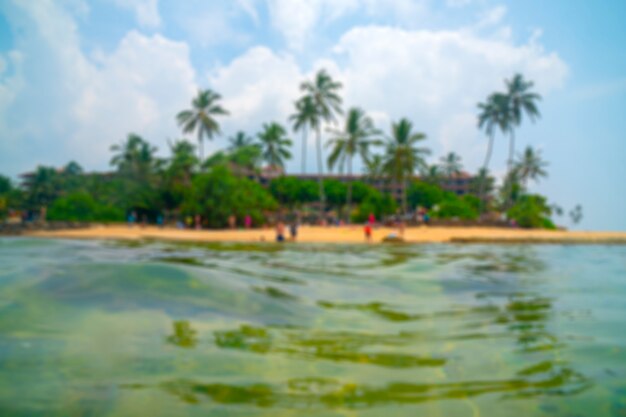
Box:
[110,133,158,180]
[477,92,511,211]
[176,89,228,161]
[439,152,463,178]
[383,118,430,214]
[515,146,548,187]
[299,69,343,213]
[327,107,381,221]
[227,131,254,151]
[257,122,292,168]
[364,154,385,180]
[289,96,319,174]
[505,74,541,174]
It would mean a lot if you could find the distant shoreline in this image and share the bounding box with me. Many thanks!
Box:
[19,224,626,245]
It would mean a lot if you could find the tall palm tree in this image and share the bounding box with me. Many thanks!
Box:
[227,131,254,151]
[477,92,511,211]
[383,118,430,214]
[515,146,548,187]
[326,107,381,221]
[176,89,228,161]
[299,69,343,213]
[289,96,319,174]
[505,74,541,174]
[439,152,463,178]
[257,122,292,168]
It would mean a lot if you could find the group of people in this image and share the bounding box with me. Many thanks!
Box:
[124,209,414,244]
[275,221,299,242]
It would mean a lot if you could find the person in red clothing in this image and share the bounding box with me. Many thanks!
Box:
[364,224,372,243]
[368,212,375,225]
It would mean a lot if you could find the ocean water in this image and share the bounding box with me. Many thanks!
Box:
[0,238,625,416]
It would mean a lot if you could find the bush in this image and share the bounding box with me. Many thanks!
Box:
[184,166,278,228]
[507,194,553,229]
[352,192,397,223]
[433,197,478,220]
[408,181,444,209]
[48,191,124,222]
[269,177,318,207]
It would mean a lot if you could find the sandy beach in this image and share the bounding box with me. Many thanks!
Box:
[25,224,626,244]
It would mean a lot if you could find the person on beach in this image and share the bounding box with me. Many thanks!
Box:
[364,223,372,243]
[289,221,298,241]
[368,212,376,226]
[127,211,136,228]
[276,221,286,242]
[194,214,201,230]
[244,214,252,229]
[228,214,236,229]
[398,218,406,237]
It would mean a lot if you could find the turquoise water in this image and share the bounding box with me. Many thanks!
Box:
[0,238,625,416]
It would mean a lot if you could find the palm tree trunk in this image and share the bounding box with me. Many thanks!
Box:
[402,177,408,215]
[301,127,307,174]
[198,132,204,163]
[479,132,495,215]
[506,130,516,209]
[316,126,326,218]
[346,157,353,223]
[507,130,515,174]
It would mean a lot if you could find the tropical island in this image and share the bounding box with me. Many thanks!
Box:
[1,70,622,243]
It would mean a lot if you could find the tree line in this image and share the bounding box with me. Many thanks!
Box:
[0,70,582,228]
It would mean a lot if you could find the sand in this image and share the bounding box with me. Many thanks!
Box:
[25,224,626,244]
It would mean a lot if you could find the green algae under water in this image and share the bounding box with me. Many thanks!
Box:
[0,238,625,416]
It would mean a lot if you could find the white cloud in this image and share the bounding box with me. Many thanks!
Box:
[111,0,161,28]
[265,0,429,50]
[0,0,568,180]
[207,46,303,153]
[329,25,567,172]
[0,1,196,175]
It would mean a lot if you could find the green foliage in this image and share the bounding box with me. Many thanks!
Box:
[352,192,397,223]
[257,122,292,168]
[183,166,277,228]
[507,194,553,229]
[269,177,318,207]
[47,191,124,222]
[434,197,478,220]
[461,195,481,213]
[407,181,444,209]
[0,175,13,195]
[351,181,377,204]
[323,179,347,208]
[229,145,262,171]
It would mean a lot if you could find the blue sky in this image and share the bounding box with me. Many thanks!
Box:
[0,0,625,230]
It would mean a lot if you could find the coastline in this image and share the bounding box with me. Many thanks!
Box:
[21,224,626,244]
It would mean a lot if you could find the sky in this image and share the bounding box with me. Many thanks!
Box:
[0,0,625,231]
